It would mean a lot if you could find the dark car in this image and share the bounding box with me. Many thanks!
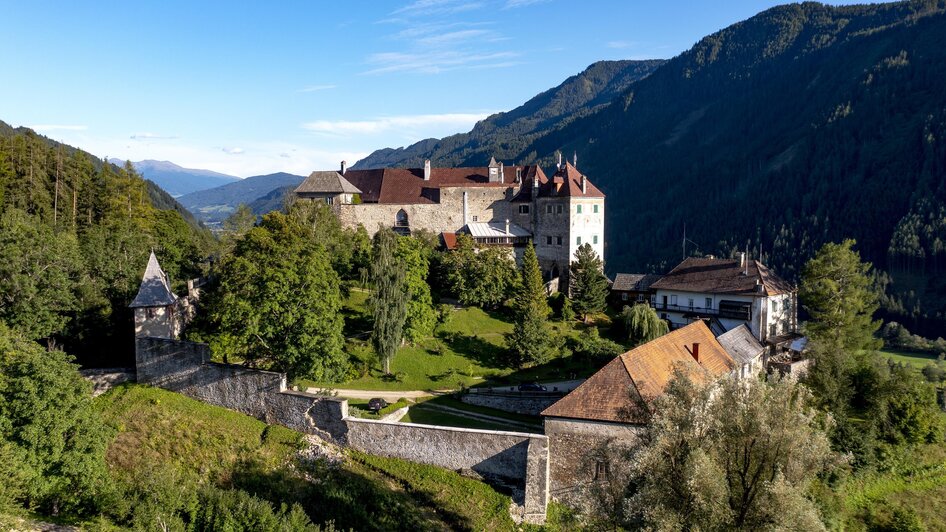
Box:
[367,398,388,412]
[517,382,547,392]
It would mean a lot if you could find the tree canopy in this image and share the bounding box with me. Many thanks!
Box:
[619,303,668,346]
[505,244,552,368]
[369,228,408,374]
[569,244,608,320]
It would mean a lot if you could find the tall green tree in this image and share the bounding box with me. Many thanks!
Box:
[607,373,833,530]
[0,209,83,341]
[619,303,669,346]
[569,243,608,321]
[396,236,436,343]
[505,244,552,368]
[0,324,113,516]
[369,228,408,374]
[442,234,518,308]
[800,239,881,352]
[210,212,347,381]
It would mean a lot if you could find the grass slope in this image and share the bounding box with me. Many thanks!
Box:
[96,384,517,531]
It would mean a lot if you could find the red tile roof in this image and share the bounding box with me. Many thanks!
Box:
[650,257,794,296]
[548,161,605,198]
[542,321,735,423]
[441,232,458,250]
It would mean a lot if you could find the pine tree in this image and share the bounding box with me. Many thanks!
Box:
[369,228,408,374]
[506,244,551,368]
[569,244,608,321]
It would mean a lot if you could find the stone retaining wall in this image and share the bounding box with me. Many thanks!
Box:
[460,391,563,416]
[134,337,548,523]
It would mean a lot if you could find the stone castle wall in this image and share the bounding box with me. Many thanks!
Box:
[133,337,549,522]
[460,390,564,416]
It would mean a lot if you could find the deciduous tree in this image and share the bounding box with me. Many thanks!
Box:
[619,303,668,346]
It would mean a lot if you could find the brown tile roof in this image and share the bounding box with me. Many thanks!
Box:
[650,257,794,296]
[542,322,735,423]
[547,161,605,198]
[441,232,458,250]
[295,171,362,195]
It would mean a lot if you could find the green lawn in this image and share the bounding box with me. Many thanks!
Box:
[301,291,607,392]
[95,384,518,531]
[399,394,544,432]
[401,405,521,432]
[877,347,942,369]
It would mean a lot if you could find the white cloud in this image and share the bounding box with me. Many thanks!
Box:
[221,147,245,155]
[417,29,491,46]
[503,0,549,8]
[298,84,337,92]
[393,0,484,16]
[362,50,518,75]
[130,132,178,140]
[301,112,490,136]
[607,40,634,49]
[30,124,87,132]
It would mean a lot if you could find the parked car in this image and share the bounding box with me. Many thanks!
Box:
[517,382,547,392]
[367,398,388,412]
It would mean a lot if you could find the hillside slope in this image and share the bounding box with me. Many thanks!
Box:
[353,59,665,169]
[112,159,240,197]
[178,171,305,224]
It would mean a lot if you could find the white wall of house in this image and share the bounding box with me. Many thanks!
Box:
[134,305,179,339]
[568,197,605,268]
[654,289,795,342]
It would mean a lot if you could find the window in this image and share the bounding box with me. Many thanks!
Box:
[576,204,582,214]
[556,236,563,246]
[556,205,563,214]
[770,323,778,337]
[670,295,678,305]
[621,293,628,301]
[395,209,409,227]
[593,235,598,244]
[472,215,478,222]
[593,204,599,214]
[771,300,777,313]
[688,298,694,310]
[705,297,712,309]
[546,205,553,214]
[325,196,334,205]
[782,299,791,312]
[594,461,609,481]
[145,308,156,319]
[577,236,582,245]
[546,236,552,245]
[636,294,645,303]
[519,205,530,214]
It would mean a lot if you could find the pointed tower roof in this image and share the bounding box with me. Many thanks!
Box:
[129,252,178,308]
[487,156,499,168]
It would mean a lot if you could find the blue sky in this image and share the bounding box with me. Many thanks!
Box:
[1,0,859,177]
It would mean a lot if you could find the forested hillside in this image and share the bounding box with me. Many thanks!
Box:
[353,59,665,169]
[178,171,305,224]
[0,121,213,366]
[356,1,946,336]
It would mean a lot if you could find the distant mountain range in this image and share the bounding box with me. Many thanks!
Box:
[353,0,946,336]
[176,172,305,224]
[110,159,240,197]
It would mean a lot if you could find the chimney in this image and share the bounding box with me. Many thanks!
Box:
[740,252,746,268]
[581,174,587,194]
[755,279,764,293]
[573,151,577,168]
[340,160,347,174]
[516,168,521,183]
[557,151,562,170]
[533,173,539,190]
[423,159,431,181]
[462,191,469,225]
[505,219,510,235]
[499,162,504,184]
[691,342,700,363]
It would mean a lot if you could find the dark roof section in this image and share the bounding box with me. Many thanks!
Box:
[129,252,178,308]
[717,324,765,365]
[301,159,602,205]
[612,273,663,292]
[650,257,794,296]
[295,171,362,195]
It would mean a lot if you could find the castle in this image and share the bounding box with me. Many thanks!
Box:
[294,155,605,289]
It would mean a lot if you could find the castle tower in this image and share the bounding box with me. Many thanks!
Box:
[533,159,605,292]
[129,251,181,339]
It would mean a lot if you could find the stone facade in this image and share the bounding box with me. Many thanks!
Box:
[543,417,643,508]
[460,390,565,416]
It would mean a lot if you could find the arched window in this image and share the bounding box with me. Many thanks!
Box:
[395,209,409,227]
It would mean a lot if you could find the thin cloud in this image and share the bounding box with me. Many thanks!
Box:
[298,84,337,92]
[417,29,491,46]
[221,147,245,155]
[607,40,635,49]
[302,113,491,135]
[130,132,179,140]
[30,124,87,132]
[503,0,550,8]
[393,0,484,16]
[362,50,518,75]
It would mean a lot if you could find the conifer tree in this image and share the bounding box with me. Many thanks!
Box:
[369,228,408,374]
[506,243,551,368]
[569,244,608,321]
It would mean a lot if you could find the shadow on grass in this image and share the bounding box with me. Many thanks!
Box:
[229,455,474,532]
[438,331,508,369]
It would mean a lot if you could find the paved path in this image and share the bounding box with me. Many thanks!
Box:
[308,379,586,402]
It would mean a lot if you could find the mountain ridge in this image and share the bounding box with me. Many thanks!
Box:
[111,158,240,197]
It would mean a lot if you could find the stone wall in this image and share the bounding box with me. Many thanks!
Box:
[543,417,643,508]
[133,337,549,522]
[461,390,564,416]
